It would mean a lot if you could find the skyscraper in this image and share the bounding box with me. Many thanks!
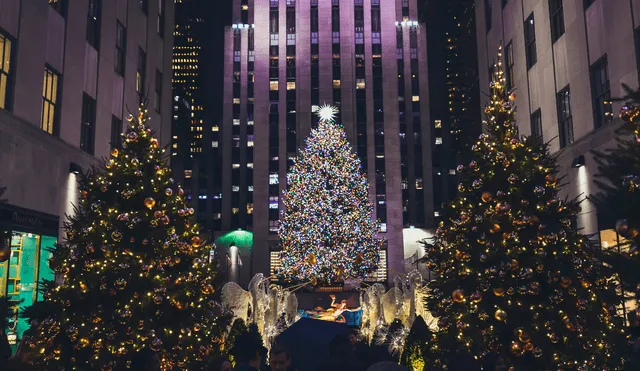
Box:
[222,0,433,283]
[424,0,481,220]
[172,0,215,231]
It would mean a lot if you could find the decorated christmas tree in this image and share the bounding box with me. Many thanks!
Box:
[423,47,625,370]
[591,86,640,311]
[278,105,381,284]
[30,106,228,370]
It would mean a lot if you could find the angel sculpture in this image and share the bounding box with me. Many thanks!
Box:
[221,273,270,329]
[360,283,386,344]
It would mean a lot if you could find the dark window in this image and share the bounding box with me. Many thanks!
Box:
[531,109,542,139]
[86,0,101,50]
[502,0,508,8]
[49,0,65,15]
[115,21,126,75]
[524,13,537,69]
[80,94,96,155]
[485,0,492,32]
[505,41,514,91]
[157,0,165,37]
[590,55,612,129]
[549,0,565,43]
[0,31,14,111]
[557,86,574,148]
[41,66,60,135]
[140,0,148,14]
[270,9,279,33]
[111,115,123,149]
[584,0,595,9]
[154,69,162,112]
[137,47,146,95]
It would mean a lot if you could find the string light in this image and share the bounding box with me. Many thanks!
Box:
[278,105,381,284]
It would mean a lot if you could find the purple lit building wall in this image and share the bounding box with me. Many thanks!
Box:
[221,0,433,284]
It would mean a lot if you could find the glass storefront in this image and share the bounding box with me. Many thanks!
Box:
[0,230,56,346]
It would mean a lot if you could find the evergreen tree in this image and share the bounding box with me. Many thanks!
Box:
[423,47,625,370]
[400,316,432,371]
[30,106,228,370]
[591,85,640,309]
[278,105,381,284]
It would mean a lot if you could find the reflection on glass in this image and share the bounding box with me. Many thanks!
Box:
[0,231,56,346]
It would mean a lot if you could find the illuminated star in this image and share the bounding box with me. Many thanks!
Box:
[317,104,339,122]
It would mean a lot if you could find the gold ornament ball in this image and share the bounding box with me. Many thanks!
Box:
[481,191,493,203]
[154,295,163,304]
[79,338,90,348]
[110,148,119,157]
[509,91,516,101]
[165,188,173,196]
[545,174,557,186]
[490,224,501,234]
[191,236,203,247]
[150,138,159,148]
[518,331,531,343]
[0,244,11,263]
[470,291,483,303]
[452,289,465,303]
[495,309,507,321]
[493,288,505,297]
[144,197,156,209]
[511,341,524,356]
[524,343,534,352]
[561,276,572,288]
[154,210,164,219]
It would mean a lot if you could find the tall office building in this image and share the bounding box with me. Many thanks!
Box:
[222,0,433,283]
[0,0,173,343]
[424,0,481,221]
[172,0,220,230]
[476,0,639,244]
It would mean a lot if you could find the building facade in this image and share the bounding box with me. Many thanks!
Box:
[424,0,482,221]
[222,0,433,284]
[476,0,639,242]
[0,0,174,343]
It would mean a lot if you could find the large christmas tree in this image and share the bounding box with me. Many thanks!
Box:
[423,48,625,370]
[30,106,227,370]
[278,105,381,284]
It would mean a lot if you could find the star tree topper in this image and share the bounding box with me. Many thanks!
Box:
[317,104,339,123]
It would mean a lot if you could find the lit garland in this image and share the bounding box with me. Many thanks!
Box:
[422,46,626,370]
[277,105,381,284]
[29,105,228,370]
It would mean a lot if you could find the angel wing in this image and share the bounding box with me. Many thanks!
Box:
[221,281,252,324]
[381,286,403,325]
[283,292,298,326]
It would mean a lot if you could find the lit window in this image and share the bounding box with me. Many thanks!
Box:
[412,95,420,102]
[247,203,254,214]
[333,79,341,89]
[248,185,254,192]
[270,80,279,91]
[233,185,240,192]
[41,67,60,134]
[233,98,241,104]
[434,211,440,217]
[449,169,456,175]
[380,223,387,233]
[434,119,442,128]
[356,79,365,89]
[435,137,443,145]
[287,81,296,90]
[232,208,239,214]
[416,178,423,189]
[269,196,279,209]
[247,163,254,168]
[185,170,193,179]
[212,141,219,147]
[248,120,254,126]
[212,125,220,131]
[247,135,254,147]
[213,213,221,220]
[232,163,240,169]
[269,173,279,184]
